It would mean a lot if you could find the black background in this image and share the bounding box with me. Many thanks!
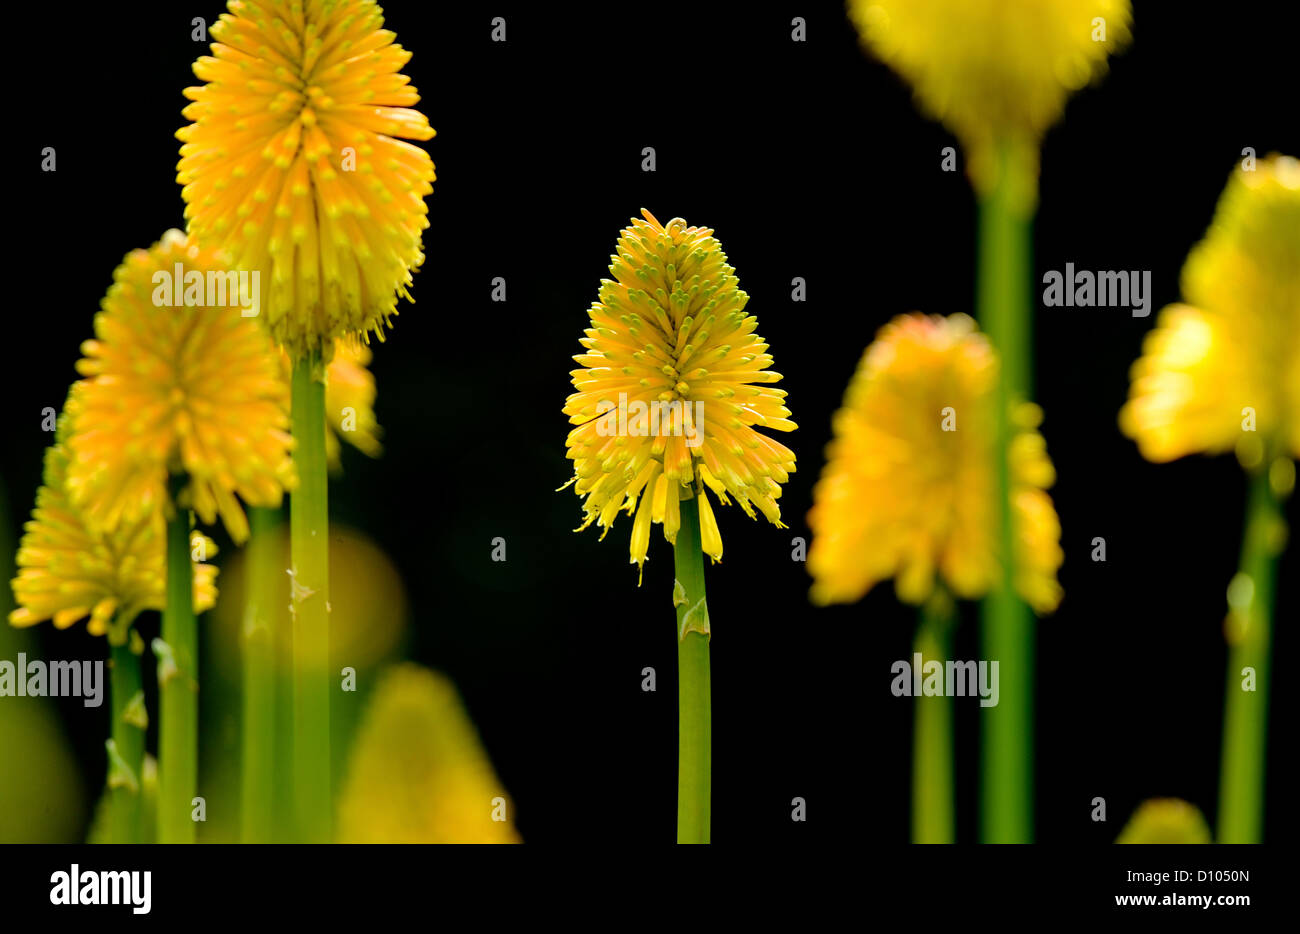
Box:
[4,1,1297,845]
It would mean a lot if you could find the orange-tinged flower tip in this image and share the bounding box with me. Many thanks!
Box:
[1121,155,1300,467]
[10,397,218,639]
[177,0,436,360]
[849,0,1131,204]
[337,664,520,843]
[562,210,797,577]
[67,230,293,545]
[807,313,1063,612]
[1116,798,1212,844]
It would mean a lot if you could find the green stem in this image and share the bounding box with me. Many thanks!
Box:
[108,636,145,844]
[977,135,1037,844]
[912,589,955,844]
[1217,467,1285,842]
[290,353,331,842]
[673,492,711,844]
[241,506,279,843]
[158,496,197,843]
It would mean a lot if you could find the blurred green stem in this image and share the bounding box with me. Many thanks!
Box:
[912,589,955,844]
[290,353,331,842]
[108,636,144,844]
[158,492,196,844]
[1217,466,1285,842]
[977,135,1036,844]
[673,492,711,844]
[241,506,279,843]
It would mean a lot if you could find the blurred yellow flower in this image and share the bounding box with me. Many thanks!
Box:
[849,0,1130,207]
[1116,798,1212,844]
[208,521,406,673]
[807,313,1062,611]
[277,337,383,468]
[562,210,797,577]
[337,664,519,843]
[66,231,292,545]
[325,338,383,464]
[177,0,436,359]
[1121,155,1300,469]
[10,397,217,639]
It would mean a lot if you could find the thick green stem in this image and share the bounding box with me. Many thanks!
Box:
[673,492,711,844]
[977,135,1037,844]
[290,353,331,843]
[241,506,279,843]
[158,499,197,843]
[912,590,955,844]
[108,637,145,844]
[1217,467,1285,842]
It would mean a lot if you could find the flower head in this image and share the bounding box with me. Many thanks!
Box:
[562,210,797,577]
[849,0,1131,206]
[67,230,293,545]
[177,0,436,359]
[10,395,218,640]
[1116,798,1212,844]
[337,664,519,843]
[807,313,1062,611]
[1121,155,1300,470]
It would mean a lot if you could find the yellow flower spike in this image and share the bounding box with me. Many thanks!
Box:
[10,398,218,639]
[807,313,1063,611]
[1115,798,1212,844]
[65,231,293,545]
[563,210,797,577]
[1121,155,1300,465]
[337,664,520,843]
[849,0,1131,211]
[177,0,437,359]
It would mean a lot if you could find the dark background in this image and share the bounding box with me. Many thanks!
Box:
[4,1,1296,844]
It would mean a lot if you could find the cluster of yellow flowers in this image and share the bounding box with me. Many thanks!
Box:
[9,0,426,641]
[9,230,389,638]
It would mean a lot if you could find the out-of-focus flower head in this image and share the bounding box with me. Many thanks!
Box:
[562,210,797,579]
[337,664,520,843]
[177,0,437,360]
[66,231,293,545]
[1121,155,1300,480]
[10,392,218,640]
[848,0,1131,211]
[808,313,1063,611]
[1116,798,1212,844]
[277,337,383,469]
[325,338,383,465]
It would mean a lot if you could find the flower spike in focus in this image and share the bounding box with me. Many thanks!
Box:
[562,210,797,579]
[176,0,437,360]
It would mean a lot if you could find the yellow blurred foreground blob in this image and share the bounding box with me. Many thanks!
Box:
[337,664,520,843]
[209,520,408,672]
[1115,798,1212,843]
